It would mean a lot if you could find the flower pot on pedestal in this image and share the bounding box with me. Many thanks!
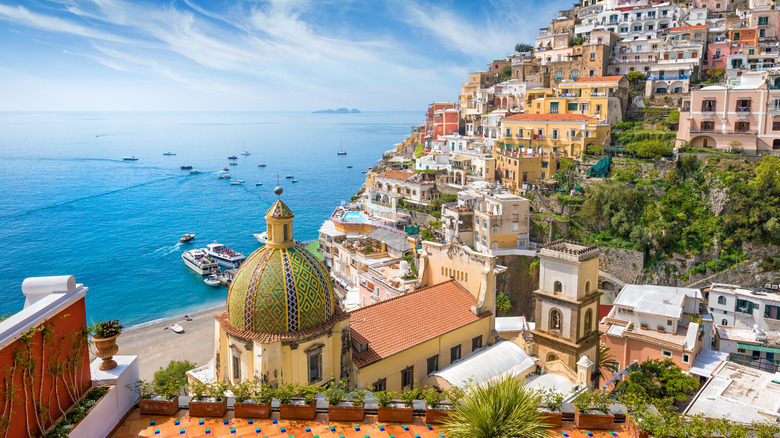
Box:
[92,335,119,371]
[140,396,179,416]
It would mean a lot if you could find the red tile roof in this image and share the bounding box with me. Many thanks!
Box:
[575,75,625,83]
[502,113,596,122]
[669,25,709,31]
[350,280,491,368]
[376,170,415,181]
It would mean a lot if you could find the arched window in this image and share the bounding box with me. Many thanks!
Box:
[584,309,593,333]
[585,281,591,293]
[721,319,728,326]
[547,353,559,362]
[717,296,726,305]
[483,219,487,228]
[493,225,498,233]
[554,281,563,294]
[550,309,562,331]
[283,224,289,241]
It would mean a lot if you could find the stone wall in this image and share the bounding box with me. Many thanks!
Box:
[598,246,644,285]
[495,254,538,320]
[399,209,438,228]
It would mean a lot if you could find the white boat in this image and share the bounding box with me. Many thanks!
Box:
[163,152,176,156]
[253,231,268,243]
[241,151,251,156]
[205,243,245,268]
[170,323,184,334]
[123,156,139,161]
[222,167,229,171]
[181,249,218,275]
[258,163,266,167]
[230,181,244,185]
[361,170,367,174]
[292,179,298,183]
[179,233,195,243]
[204,276,221,287]
[337,142,347,155]
[189,169,200,174]
[218,174,231,179]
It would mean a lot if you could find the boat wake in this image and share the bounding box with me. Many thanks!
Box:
[152,242,181,256]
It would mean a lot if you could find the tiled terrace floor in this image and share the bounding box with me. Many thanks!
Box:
[112,409,630,438]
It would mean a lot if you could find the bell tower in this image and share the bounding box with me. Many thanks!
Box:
[265,185,294,249]
[531,240,601,380]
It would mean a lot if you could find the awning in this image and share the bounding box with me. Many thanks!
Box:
[737,343,780,354]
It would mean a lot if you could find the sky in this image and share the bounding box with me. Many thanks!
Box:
[0,0,572,111]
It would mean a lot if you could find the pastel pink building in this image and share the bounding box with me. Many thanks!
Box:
[677,71,780,152]
[705,40,738,70]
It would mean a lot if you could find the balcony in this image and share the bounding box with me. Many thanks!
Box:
[735,106,751,114]
[690,128,715,134]
[727,130,758,135]
[701,104,715,113]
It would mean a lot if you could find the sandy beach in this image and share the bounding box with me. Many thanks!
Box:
[117,305,224,381]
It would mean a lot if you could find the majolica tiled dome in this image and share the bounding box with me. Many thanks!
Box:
[226,200,335,334]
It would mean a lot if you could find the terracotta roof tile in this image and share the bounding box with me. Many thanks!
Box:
[350,280,490,368]
[502,113,596,122]
[215,309,348,343]
[376,170,415,181]
[575,75,625,83]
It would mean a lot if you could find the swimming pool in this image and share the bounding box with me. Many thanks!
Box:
[342,211,371,223]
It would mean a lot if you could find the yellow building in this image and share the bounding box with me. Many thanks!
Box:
[525,75,629,126]
[351,280,493,391]
[497,113,610,159]
[214,187,351,386]
[496,149,562,187]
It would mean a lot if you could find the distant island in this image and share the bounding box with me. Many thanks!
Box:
[313,108,361,114]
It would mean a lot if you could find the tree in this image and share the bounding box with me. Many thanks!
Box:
[668,110,680,123]
[627,71,646,83]
[154,360,197,389]
[496,292,513,315]
[614,359,699,403]
[443,375,549,438]
[497,65,512,83]
[596,344,620,384]
[628,139,673,159]
[515,43,534,53]
[728,140,743,153]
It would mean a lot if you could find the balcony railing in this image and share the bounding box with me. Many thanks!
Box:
[690,128,715,133]
[701,105,715,112]
[727,130,757,135]
[770,105,780,111]
[647,75,690,81]
[735,106,751,113]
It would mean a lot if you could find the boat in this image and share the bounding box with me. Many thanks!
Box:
[170,323,184,334]
[204,276,221,287]
[184,315,192,321]
[179,233,195,243]
[228,155,238,160]
[163,152,176,156]
[361,170,367,174]
[230,181,244,185]
[347,165,353,168]
[222,167,229,171]
[180,164,193,170]
[122,156,139,161]
[292,179,298,183]
[258,163,266,167]
[189,169,200,174]
[218,174,231,179]
[253,231,268,243]
[337,142,347,155]
[255,182,263,186]
[181,249,218,275]
[285,175,294,179]
[237,180,245,183]
[229,162,238,166]
[205,243,245,268]
[241,151,251,156]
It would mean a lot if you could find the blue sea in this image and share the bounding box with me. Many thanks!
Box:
[0,111,419,326]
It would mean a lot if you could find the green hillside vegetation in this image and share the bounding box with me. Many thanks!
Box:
[567,156,780,267]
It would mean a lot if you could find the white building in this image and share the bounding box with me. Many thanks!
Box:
[608,38,662,75]
[415,153,451,172]
[707,284,780,331]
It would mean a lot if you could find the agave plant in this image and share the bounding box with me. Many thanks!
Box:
[442,375,549,438]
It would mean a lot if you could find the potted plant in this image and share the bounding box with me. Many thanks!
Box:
[537,389,564,427]
[91,319,123,371]
[279,383,318,420]
[640,322,648,330]
[326,382,365,422]
[188,381,228,417]
[232,380,273,419]
[377,387,415,423]
[657,325,665,333]
[130,379,180,415]
[423,387,454,424]
[573,391,614,429]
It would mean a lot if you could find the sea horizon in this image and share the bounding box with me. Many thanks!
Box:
[0,110,420,326]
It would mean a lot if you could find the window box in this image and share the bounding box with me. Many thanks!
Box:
[280,401,317,420]
[234,401,271,419]
[188,397,228,417]
[328,403,365,422]
[140,396,179,416]
[377,404,414,423]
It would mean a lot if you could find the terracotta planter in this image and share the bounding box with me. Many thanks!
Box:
[140,396,179,416]
[280,403,317,420]
[574,408,614,430]
[640,326,648,330]
[657,329,665,333]
[539,411,563,427]
[377,405,414,423]
[188,398,228,417]
[627,417,650,438]
[92,335,119,371]
[234,401,271,419]
[328,404,364,422]
[425,407,453,424]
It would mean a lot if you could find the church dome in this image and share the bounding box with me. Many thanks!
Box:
[226,199,335,334]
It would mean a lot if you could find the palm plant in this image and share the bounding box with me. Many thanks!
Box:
[442,375,549,438]
[597,344,620,384]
